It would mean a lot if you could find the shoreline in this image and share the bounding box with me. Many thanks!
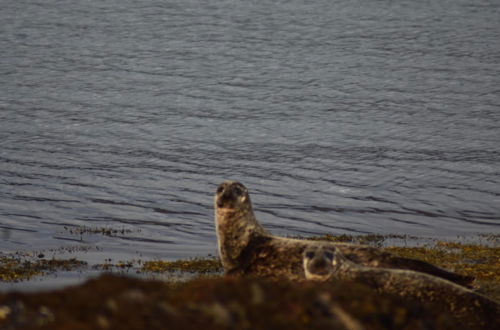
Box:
[1,234,498,300]
[1,234,498,329]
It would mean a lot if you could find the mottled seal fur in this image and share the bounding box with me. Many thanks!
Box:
[303,246,500,329]
[214,181,474,286]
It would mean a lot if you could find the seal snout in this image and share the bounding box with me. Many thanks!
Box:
[309,258,330,275]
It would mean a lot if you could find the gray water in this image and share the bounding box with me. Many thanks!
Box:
[1,0,500,266]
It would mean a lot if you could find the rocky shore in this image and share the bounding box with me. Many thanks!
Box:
[0,235,498,329]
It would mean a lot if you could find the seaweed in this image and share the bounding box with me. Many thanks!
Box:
[141,257,223,274]
[0,256,86,282]
[63,225,136,237]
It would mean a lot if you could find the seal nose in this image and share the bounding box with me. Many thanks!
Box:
[313,258,327,268]
[310,258,329,275]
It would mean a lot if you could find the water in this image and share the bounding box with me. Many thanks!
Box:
[1,0,499,267]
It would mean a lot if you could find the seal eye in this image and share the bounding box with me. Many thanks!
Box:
[305,251,315,259]
[324,251,334,261]
[216,186,224,194]
[233,186,243,196]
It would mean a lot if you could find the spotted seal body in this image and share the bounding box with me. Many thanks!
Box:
[303,246,500,329]
[214,181,474,286]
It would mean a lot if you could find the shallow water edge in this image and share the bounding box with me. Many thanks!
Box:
[1,233,498,303]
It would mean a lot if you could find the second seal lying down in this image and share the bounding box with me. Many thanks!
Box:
[214,181,473,286]
[303,246,499,330]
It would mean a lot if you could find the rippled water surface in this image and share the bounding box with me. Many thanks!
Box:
[1,0,499,264]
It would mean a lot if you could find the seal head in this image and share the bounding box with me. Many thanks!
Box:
[215,181,250,210]
[303,246,335,281]
[303,246,353,281]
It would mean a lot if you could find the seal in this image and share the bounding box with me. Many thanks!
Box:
[214,180,474,286]
[303,246,500,329]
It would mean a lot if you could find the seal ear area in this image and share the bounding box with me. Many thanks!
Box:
[216,183,226,195]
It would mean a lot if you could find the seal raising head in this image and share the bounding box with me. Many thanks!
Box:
[214,181,269,272]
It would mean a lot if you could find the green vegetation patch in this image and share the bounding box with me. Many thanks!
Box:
[141,257,223,274]
[0,256,87,282]
[0,257,41,282]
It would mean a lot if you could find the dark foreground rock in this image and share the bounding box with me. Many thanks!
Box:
[1,273,490,330]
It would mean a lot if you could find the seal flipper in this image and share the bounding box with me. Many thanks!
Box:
[385,255,475,288]
[341,247,474,287]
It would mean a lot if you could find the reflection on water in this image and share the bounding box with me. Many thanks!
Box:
[0,0,499,264]
[1,228,11,241]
